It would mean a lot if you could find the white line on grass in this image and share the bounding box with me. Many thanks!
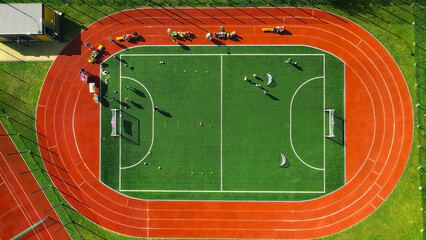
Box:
[120,76,155,170]
[119,58,122,191]
[120,53,326,57]
[99,67,102,180]
[323,54,326,192]
[289,76,325,171]
[121,189,325,193]
[117,53,328,194]
[221,54,223,192]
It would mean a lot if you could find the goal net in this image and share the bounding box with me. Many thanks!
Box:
[325,109,335,138]
[111,109,120,137]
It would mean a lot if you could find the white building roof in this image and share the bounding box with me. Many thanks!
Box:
[0,3,43,35]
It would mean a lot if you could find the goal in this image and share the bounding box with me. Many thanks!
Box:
[325,109,335,138]
[111,109,120,137]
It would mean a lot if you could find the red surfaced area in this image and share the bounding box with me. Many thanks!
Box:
[0,123,71,240]
[36,8,413,239]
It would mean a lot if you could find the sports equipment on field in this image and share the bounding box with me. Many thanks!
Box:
[111,109,120,137]
[280,154,287,167]
[266,73,274,86]
[325,109,335,138]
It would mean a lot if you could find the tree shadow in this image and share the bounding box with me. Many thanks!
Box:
[72,221,107,240]
[87,75,101,89]
[123,0,163,24]
[100,81,110,107]
[19,216,60,239]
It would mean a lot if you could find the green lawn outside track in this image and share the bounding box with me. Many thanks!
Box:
[100,45,345,201]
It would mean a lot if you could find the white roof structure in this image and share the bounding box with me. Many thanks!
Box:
[0,3,43,35]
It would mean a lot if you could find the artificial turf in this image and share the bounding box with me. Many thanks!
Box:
[99,45,345,201]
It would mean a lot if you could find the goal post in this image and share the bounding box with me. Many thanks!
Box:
[111,109,120,137]
[325,109,335,138]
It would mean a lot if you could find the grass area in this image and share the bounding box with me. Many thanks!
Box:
[100,46,345,200]
[0,0,423,239]
[414,2,425,237]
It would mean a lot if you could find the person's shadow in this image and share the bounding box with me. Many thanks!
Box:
[158,109,172,118]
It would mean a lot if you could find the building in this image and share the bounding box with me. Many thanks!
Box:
[0,3,60,42]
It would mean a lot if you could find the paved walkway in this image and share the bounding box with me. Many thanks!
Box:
[0,41,67,62]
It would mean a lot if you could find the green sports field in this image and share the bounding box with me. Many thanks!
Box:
[99,45,344,201]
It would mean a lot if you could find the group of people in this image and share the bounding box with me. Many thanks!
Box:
[122,32,139,42]
[213,31,237,40]
[88,45,104,63]
[167,29,192,40]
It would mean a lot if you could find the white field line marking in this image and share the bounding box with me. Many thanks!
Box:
[289,76,325,171]
[119,57,122,191]
[99,66,102,180]
[343,62,346,183]
[120,53,325,57]
[120,76,155,170]
[323,54,326,192]
[121,189,325,193]
[117,53,327,193]
[221,54,223,192]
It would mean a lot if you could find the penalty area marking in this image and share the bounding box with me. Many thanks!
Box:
[289,76,325,171]
[119,76,155,170]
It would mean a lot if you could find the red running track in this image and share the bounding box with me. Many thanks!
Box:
[36,8,413,239]
[0,122,71,240]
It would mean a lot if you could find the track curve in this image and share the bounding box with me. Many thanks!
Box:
[36,7,413,239]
